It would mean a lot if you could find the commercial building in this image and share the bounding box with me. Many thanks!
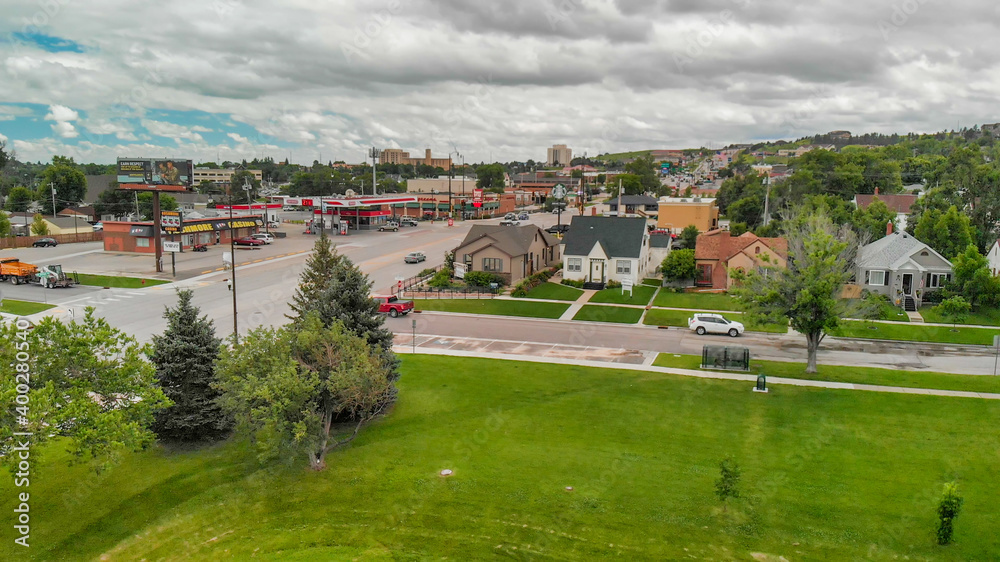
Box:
[191,168,263,190]
[379,148,452,170]
[405,176,476,195]
[546,144,572,167]
[102,215,263,253]
[656,197,720,233]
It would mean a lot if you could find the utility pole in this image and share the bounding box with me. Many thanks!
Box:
[50,182,56,218]
[448,150,460,218]
[461,154,466,219]
[762,173,771,227]
[368,147,381,196]
[229,191,239,344]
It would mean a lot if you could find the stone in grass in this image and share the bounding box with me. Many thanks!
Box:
[439,469,453,476]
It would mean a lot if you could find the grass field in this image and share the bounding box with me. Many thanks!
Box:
[413,298,569,319]
[588,284,657,305]
[642,277,662,286]
[830,320,1000,346]
[573,304,643,323]
[74,273,170,288]
[653,353,1000,394]
[921,305,1000,327]
[523,281,584,301]
[5,355,999,560]
[643,308,788,333]
[652,290,738,311]
[0,299,55,316]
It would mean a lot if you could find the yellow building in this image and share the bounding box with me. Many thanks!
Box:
[656,197,719,233]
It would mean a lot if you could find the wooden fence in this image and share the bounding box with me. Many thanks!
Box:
[0,232,104,250]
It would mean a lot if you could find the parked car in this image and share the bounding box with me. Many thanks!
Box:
[688,313,744,337]
[504,213,517,220]
[32,238,58,247]
[517,213,529,221]
[404,252,426,263]
[372,295,414,318]
[545,224,569,235]
[92,222,103,231]
[267,221,280,229]
[233,236,265,246]
[400,217,418,227]
[499,219,520,226]
[249,233,275,244]
[379,222,400,232]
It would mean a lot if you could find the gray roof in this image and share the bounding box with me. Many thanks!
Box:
[562,216,647,258]
[649,234,673,248]
[84,174,115,204]
[858,231,952,270]
[457,224,559,257]
[608,195,658,208]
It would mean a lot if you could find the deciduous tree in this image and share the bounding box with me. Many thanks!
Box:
[714,456,741,512]
[661,249,696,281]
[851,197,896,242]
[30,213,49,235]
[4,186,33,212]
[936,482,963,545]
[36,160,87,215]
[680,224,700,249]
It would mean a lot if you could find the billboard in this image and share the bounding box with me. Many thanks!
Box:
[473,188,483,208]
[117,158,194,186]
[160,210,183,233]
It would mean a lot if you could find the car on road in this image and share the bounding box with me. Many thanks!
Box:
[545,224,569,235]
[92,222,103,231]
[379,222,400,232]
[404,252,426,263]
[400,217,418,227]
[372,295,414,318]
[688,313,744,337]
[517,213,529,221]
[499,219,520,226]
[267,221,280,229]
[233,236,265,246]
[32,238,58,247]
[504,212,516,220]
[249,233,275,244]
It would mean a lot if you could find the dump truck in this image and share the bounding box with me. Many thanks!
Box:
[0,258,77,288]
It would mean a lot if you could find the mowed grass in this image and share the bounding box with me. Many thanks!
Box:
[74,273,169,288]
[644,308,788,333]
[523,281,584,301]
[573,304,644,323]
[830,320,1000,346]
[414,298,569,319]
[921,305,1000,327]
[642,277,662,286]
[588,284,657,305]
[5,355,1000,560]
[653,353,1000,394]
[652,289,738,310]
[0,299,55,316]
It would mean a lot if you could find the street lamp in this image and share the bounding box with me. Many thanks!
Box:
[368,147,382,196]
[448,150,460,218]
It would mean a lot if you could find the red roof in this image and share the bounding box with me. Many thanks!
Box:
[855,194,917,214]
[695,229,787,261]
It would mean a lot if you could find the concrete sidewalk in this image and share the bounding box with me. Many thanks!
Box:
[393,333,1000,401]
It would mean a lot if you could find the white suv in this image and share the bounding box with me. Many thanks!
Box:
[688,313,744,337]
[249,233,275,244]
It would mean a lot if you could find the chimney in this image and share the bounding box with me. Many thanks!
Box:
[886,221,893,236]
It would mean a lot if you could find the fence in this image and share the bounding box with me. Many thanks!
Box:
[0,232,104,249]
[400,265,442,292]
[404,287,500,299]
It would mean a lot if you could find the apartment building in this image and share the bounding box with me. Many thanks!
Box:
[379,148,453,170]
[191,168,263,190]
[546,144,572,166]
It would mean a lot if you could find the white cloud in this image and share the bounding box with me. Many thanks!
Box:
[44,104,79,138]
[141,119,205,142]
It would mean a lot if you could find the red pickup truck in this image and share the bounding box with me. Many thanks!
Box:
[372,295,414,317]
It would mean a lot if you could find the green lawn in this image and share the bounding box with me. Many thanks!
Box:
[573,304,644,323]
[523,281,584,301]
[921,305,1000,327]
[5,355,1000,560]
[830,321,1000,346]
[0,299,55,316]
[653,353,1000,394]
[74,273,170,288]
[844,298,910,322]
[652,289,738,311]
[643,308,788,333]
[642,277,662,287]
[587,284,657,305]
[414,298,569,319]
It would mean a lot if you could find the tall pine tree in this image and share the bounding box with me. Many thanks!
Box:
[288,233,399,381]
[151,290,229,441]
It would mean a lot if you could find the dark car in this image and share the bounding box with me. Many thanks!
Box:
[33,238,58,247]
[233,236,265,246]
[545,224,569,235]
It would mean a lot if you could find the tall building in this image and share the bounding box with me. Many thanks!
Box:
[379,148,452,170]
[546,144,572,166]
[191,168,263,190]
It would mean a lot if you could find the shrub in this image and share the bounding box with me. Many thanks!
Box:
[561,279,585,288]
[512,270,552,297]
[662,249,697,281]
[427,268,453,288]
[417,267,437,278]
[606,280,622,289]
[464,271,504,287]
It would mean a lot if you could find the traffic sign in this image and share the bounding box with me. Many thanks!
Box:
[164,241,180,252]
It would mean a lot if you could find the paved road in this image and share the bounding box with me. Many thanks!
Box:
[389,312,999,375]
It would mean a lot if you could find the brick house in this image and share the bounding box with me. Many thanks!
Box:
[694,230,788,289]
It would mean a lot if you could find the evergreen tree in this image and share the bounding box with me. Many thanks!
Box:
[289,233,399,381]
[150,290,229,441]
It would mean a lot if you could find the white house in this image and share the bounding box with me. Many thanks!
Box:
[856,231,953,311]
[853,193,918,232]
[561,216,650,288]
[987,240,1000,276]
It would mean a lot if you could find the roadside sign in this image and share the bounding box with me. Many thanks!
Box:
[163,241,181,253]
[223,252,232,266]
[398,280,403,290]
[552,183,567,199]
[473,189,483,208]
[448,218,454,227]
[622,278,634,297]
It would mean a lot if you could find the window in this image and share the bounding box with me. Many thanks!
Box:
[482,258,503,272]
[463,254,472,266]
[926,273,950,288]
[136,238,150,248]
[867,270,887,286]
[696,264,712,285]
[567,258,582,272]
[755,246,761,255]
[616,260,631,275]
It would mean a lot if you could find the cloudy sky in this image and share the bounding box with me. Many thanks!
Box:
[0,0,997,165]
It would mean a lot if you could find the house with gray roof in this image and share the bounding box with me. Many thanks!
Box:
[561,216,650,289]
[856,230,952,311]
[454,224,561,284]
